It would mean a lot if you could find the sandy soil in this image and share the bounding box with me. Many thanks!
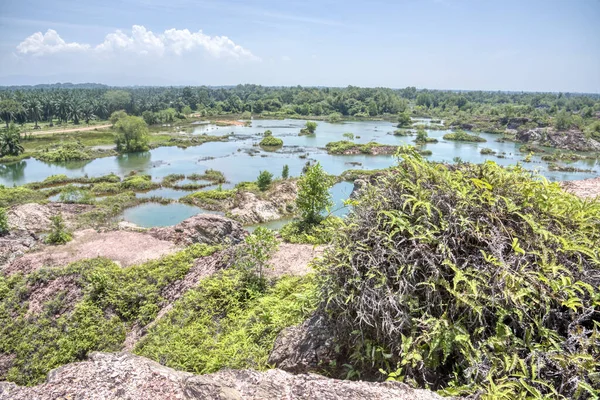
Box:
[214,120,247,126]
[561,177,600,199]
[27,124,112,136]
[4,229,180,275]
[267,243,325,277]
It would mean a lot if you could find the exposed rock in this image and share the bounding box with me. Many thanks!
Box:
[7,203,92,232]
[4,229,179,276]
[561,177,600,199]
[0,230,38,269]
[25,275,82,317]
[268,313,336,374]
[149,214,247,246]
[229,180,297,225]
[517,128,600,151]
[0,352,447,400]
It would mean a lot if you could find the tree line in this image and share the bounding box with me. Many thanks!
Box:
[1,85,598,128]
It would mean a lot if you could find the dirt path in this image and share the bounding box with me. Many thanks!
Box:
[27,124,112,136]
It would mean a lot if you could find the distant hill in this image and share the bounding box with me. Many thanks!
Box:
[0,82,109,90]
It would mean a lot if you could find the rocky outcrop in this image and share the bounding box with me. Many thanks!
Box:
[561,177,600,199]
[7,203,92,232]
[0,352,447,400]
[0,230,38,269]
[268,313,336,373]
[229,180,297,224]
[517,128,600,151]
[149,214,247,246]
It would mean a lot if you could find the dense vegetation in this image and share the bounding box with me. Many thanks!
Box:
[315,149,600,398]
[1,86,598,135]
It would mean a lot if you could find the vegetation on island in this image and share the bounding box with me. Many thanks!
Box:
[325,140,397,155]
[443,129,487,142]
[259,136,283,147]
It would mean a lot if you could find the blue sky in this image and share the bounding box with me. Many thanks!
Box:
[0,0,598,92]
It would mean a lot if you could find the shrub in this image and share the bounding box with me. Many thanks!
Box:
[343,132,354,140]
[0,207,8,235]
[44,215,72,245]
[58,186,94,204]
[114,116,150,152]
[443,129,486,142]
[282,164,289,179]
[480,147,496,155]
[264,130,273,137]
[256,170,273,191]
[37,142,90,162]
[300,121,318,135]
[237,227,278,284]
[296,162,335,225]
[121,174,158,191]
[397,112,412,128]
[109,110,128,125]
[0,185,45,207]
[0,125,24,157]
[280,217,342,244]
[316,149,600,398]
[414,129,438,144]
[259,136,283,147]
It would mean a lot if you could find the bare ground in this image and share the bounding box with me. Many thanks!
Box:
[267,242,324,277]
[27,124,112,136]
[561,177,600,199]
[4,229,180,275]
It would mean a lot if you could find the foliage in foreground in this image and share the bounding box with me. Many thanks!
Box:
[280,217,343,245]
[134,269,317,374]
[0,244,219,385]
[316,149,600,398]
[0,207,8,235]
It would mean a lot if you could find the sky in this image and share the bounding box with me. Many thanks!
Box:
[0,0,598,92]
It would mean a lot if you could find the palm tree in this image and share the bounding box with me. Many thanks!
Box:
[26,99,42,129]
[55,96,70,124]
[0,99,24,129]
[0,125,24,156]
[69,99,83,124]
[81,103,96,125]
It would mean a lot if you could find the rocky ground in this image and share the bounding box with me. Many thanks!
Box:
[0,352,445,400]
[561,176,600,199]
[516,127,600,151]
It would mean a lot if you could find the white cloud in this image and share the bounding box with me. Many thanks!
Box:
[16,29,90,56]
[16,25,259,60]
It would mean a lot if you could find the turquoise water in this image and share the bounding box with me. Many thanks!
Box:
[121,203,222,228]
[1,119,598,188]
[2,119,598,228]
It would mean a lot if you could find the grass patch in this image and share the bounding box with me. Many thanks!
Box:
[134,270,317,373]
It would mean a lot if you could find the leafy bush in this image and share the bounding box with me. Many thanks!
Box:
[256,170,273,191]
[443,129,486,142]
[44,215,72,245]
[0,185,45,207]
[296,162,335,225]
[0,207,8,235]
[325,141,396,155]
[121,174,158,191]
[114,116,150,152]
[58,186,94,204]
[414,129,438,144]
[161,174,185,185]
[316,149,600,398]
[188,169,227,184]
[397,112,412,128]
[259,136,283,147]
[282,164,289,179]
[480,147,496,155]
[280,217,342,245]
[300,121,318,135]
[181,188,236,209]
[36,142,90,162]
[134,270,317,374]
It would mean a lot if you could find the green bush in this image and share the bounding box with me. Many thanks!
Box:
[114,116,150,152]
[256,170,273,191]
[480,147,496,155]
[44,215,72,245]
[0,207,8,235]
[121,174,158,191]
[134,270,317,374]
[259,136,283,147]
[280,217,342,244]
[282,165,289,179]
[187,169,227,184]
[58,186,94,204]
[0,186,45,207]
[443,130,486,142]
[316,149,600,398]
[36,143,90,162]
[414,129,438,144]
